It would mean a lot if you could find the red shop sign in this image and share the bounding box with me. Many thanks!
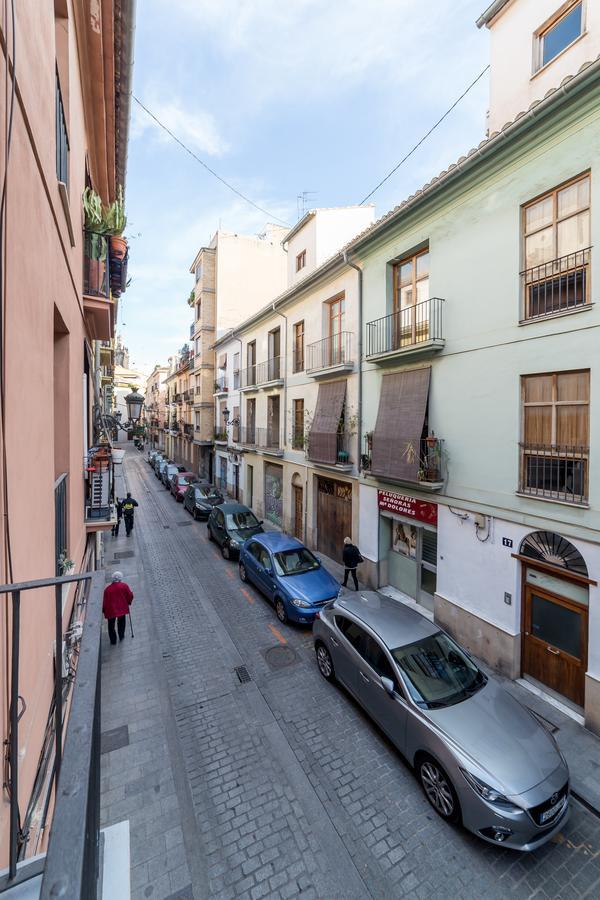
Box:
[378,490,438,526]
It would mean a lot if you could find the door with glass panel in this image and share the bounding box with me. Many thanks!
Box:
[522,583,587,706]
[328,295,344,366]
[522,174,590,319]
[393,250,429,349]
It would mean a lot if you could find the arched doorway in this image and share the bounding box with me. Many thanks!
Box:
[520,531,589,707]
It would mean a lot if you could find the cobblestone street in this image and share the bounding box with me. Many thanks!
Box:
[101,451,600,900]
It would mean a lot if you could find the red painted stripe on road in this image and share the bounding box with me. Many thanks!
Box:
[225,569,234,580]
[241,588,254,605]
[267,623,287,645]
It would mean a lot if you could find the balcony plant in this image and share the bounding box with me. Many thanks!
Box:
[106,185,127,259]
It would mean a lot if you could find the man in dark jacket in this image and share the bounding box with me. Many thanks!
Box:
[342,536,361,590]
[102,571,134,644]
[121,492,139,536]
[112,497,124,536]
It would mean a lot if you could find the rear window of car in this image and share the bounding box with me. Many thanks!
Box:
[197,486,220,498]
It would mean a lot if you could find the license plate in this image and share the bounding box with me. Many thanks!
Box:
[540,796,565,823]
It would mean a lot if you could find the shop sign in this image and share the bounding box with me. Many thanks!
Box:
[378,490,437,525]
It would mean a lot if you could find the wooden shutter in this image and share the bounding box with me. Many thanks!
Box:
[371,368,431,481]
[309,380,347,463]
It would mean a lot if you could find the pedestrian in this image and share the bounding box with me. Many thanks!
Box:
[112,497,124,536]
[102,571,133,645]
[121,492,138,536]
[342,536,362,590]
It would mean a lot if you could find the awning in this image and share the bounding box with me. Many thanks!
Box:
[371,367,431,482]
[308,380,346,464]
[218,353,227,369]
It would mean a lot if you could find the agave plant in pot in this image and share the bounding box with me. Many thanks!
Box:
[83,187,109,295]
[106,185,127,259]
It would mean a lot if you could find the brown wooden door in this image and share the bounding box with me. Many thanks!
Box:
[293,485,303,540]
[317,478,352,563]
[522,584,588,707]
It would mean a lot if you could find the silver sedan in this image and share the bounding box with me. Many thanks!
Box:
[313,592,569,851]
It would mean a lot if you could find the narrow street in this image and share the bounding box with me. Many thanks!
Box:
[99,449,600,900]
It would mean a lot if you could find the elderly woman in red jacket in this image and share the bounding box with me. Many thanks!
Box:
[102,571,133,645]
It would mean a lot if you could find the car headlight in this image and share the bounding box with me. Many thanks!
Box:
[229,539,240,549]
[460,770,522,812]
[291,598,311,608]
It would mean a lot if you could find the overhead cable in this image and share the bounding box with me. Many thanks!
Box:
[131,94,291,227]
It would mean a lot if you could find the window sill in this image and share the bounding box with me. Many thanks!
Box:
[515,491,589,510]
[519,301,594,326]
[531,30,587,81]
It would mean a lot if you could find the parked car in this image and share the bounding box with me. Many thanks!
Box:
[147,449,158,465]
[170,472,195,501]
[183,482,224,519]
[239,533,340,624]
[155,457,169,479]
[162,463,179,487]
[313,591,569,851]
[207,502,263,559]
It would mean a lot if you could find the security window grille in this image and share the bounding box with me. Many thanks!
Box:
[55,72,69,186]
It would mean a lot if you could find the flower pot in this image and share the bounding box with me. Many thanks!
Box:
[110,235,127,260]
[425,435,437,448]
[112,448,125,464]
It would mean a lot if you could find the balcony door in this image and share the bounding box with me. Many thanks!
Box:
[328,295,344,366]
[268,328,280,381]
[267,395,280,448]
[393,250,429,348]
[247,341,256,386]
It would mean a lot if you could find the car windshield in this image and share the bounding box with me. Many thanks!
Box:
[272,548,320,576]
[391,632,487,709]
[177,475,191,485]
[225,511,259,531]
[197,486,220,498]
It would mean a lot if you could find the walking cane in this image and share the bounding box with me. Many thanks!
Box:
[128,610,134,638]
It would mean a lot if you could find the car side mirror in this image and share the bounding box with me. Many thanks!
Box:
[381,677,395,695]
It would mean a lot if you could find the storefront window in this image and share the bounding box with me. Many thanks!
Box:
[392,521,417,558]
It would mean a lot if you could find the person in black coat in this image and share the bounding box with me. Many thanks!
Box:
[342,536,362,590]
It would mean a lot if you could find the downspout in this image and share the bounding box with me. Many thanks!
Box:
[342,251,363,473]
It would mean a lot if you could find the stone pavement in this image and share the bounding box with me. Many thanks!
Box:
[99,446,600,899]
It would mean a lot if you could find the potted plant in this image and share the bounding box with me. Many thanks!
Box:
[82,187,109,293]
[425,431,437,449]
[106,185,127,259]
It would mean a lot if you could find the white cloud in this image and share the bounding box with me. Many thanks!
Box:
[131,96,229,157]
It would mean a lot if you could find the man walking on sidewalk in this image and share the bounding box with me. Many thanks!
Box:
[122,492,138,536]
[103,571,134,644]
[342,536,362,590]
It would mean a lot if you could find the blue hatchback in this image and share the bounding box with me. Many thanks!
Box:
[238,533,341,625]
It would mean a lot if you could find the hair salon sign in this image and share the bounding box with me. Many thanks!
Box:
[378,490,438,526]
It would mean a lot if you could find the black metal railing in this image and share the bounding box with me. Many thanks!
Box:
[291,424,306,450]
[214,429,228,442]
[239,426,256,446]
[184,423,193,436]
[55,474,68,576]
[366,297,444,357]
[241,357,283,388]
[55,73,69,186]
[519,443,588,505]
[83,231,109,299]
[307,431,353,466]
[521,247,591,320]
[233,370,240,390]
[307,332,353,371]
[175,393,182,404]
[0,570,104,895]
[255,426,280,451]
[361,435,445,484]
[214,376,228,393]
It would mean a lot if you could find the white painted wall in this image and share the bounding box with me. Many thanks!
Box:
[286,207,375,286]
[358,483,379,562]
[286,215,318,287]
[487,0,600,132]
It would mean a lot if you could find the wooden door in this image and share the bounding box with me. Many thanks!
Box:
[522,584,588,706]
[317,478,352,563]
[293,485,303,540]
[328,296,344,365]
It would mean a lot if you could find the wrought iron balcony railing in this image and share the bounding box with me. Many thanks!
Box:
[214,376,228,393]
[519,443,588,505]
[290,424,306,451]
[366,297,444,358]
[307,431,353,466]
[214,429,228,442]
[83,231,109,299]
[521,247,591,320]
[255,426,281,451]
[306,332,353,372]
[239,426,256,446]
[240,357,283,388]
[362,436,445,485]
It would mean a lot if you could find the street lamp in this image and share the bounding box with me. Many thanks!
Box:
[222,408,239,428]
[125,389,145,424]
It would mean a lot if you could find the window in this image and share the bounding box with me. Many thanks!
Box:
[335,617,368,657]
[520,370,589,505]
[391,632,486,709]
[273,548,319,576]
[293,321,304,372]
[326,294,345,366]
[522,174,590,319]
[535,2,583,72]
[292,399,305,449]
[233,352,240,389]
[55,71,69,185]
[232,405,240,443]
[363,636,397,684]
[296,250,306,272]
[392,250,430,347]
[195,262,203,283]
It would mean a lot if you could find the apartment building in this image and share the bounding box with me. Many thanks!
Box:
[164,346,195,469]
[0,0,134,877]
[351,0,600,730]
[189,226,287,479]
[145,364,169,450]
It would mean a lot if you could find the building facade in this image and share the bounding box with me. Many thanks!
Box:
[145,364,169,450]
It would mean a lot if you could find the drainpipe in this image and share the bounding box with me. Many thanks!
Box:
[272,303,288,446]
[342,251,363,473]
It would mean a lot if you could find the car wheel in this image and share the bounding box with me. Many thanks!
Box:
[239,563,248,582]
[315,642,335,682]
[207,525,214,542]
[275,598,287,624]
[221,542,231,560]
[417,756,460,823]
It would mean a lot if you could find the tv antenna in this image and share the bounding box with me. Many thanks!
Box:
[296,191,317,220]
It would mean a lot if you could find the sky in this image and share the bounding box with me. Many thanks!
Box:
[121,0,491,374]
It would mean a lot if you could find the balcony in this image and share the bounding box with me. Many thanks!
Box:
[290,424,306,451]
[256,426,283,457]
[521,248,591,322]
[239,426,257,447]
[184,423,194,439]
[240,357,284,391]
[83,230,114,340]
[307,431,354,471]
[362,435,445,490]
[306,332,354,378]
[214,376,228,396]
[174,393,183,405]
[84,447,117,530]
[366,298,445,364]
[190,323,195,340]
[214,428,228,444]
[518,443,588,506]
[183,389,193,403]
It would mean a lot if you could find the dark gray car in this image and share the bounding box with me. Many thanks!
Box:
[313,592,569,851]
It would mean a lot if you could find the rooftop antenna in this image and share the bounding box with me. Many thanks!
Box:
[296,191,317,220]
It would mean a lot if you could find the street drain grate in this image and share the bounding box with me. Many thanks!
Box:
[114,551,135,559]
[163,525,171,529]
[263,645,298,670]
[235,666,251,684]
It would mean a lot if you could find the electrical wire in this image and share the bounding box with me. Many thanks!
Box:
[131,94,291,228]
[358,64,490,204]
